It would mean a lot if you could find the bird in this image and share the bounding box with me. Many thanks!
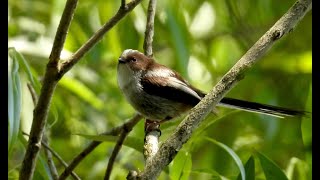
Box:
[116,49,305,130]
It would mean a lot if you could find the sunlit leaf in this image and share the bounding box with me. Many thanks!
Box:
[205,137,245,180]
[257,151,288,180]
[285,157,310,180]
[260,51,312,74]
[297,51,312,73]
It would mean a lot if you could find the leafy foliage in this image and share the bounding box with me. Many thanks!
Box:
[8,0,311,179]
[257,151,289,180]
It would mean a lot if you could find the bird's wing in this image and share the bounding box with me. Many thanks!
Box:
[141,73,204,106]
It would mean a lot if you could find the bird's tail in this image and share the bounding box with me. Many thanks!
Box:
[218,97,307,118]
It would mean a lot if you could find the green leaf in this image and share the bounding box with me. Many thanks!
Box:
[285,157,310,180]
[8,47,41,93]
[205,137,245,180]
[8,49,22,156]
[169,150,192,180]
[75,134,143,153]
[237,156,255,180]
[257,151,288,180]
[59,76,104,110]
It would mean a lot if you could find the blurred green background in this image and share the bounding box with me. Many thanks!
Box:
[8,0,311,179]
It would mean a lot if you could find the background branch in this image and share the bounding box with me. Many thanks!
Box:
[132,0,312,179]
[143,0,157,57]
[58,0,142,77]
[104,129,128,180]
[42,136,59,180]
[27,83,38,105]
[41,140,81,180]
[58,114,142,180]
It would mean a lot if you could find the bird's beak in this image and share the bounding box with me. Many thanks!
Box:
[118,57,126,64]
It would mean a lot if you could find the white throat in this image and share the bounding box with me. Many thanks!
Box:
[117,64,141,91]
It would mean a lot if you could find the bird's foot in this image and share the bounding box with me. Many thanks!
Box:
[144,119,161,136]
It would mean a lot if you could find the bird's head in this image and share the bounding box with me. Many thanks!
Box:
[117,49,154,73]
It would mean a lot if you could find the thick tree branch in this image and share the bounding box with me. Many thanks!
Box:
[58,114,142,180]
[49,0,78,66]
[19,0,143,179]
[131,0,312,179]
[58,0,142,76]
[19,68,59,180]
[19,1,78,179]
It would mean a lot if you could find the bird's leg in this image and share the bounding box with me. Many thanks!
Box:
[144,119,161,136]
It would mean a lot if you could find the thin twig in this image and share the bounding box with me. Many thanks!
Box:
[58,114,142,180]
[22,132,81,180]
[19,1,78,179]
[27,83,38,105]
[49,0,78,66]
[131,0,312,179]
[41,139,81,180]
[42,135,59,180]
[104,129,128,180]
[143,0,157,57]
[26,84,59,180]
[58,0,142,77]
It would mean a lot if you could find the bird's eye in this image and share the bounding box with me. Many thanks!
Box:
[130,58,137,62]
